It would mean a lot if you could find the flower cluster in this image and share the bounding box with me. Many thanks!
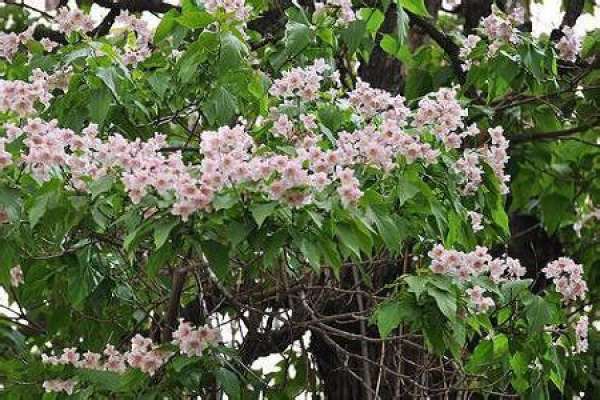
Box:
[454,126,509,195]
[172,319,222,357]
[42,335,168,376]
[466,285,495,312]
[0,67,71,118]
[480,7,523,56]
[0,27,34,60]
[573,204,600,237]
[0,71,52,117]
[315,0,356,25]
[556,27,581,63]
[114,11,153,66]
[204,0,250,21]
[574,315,589,354]
[0,59,509,222]
[42,379,77,395]
[468,211,484,232]
[459,35,481,71]
[10,265,23,287]
[40,37,59,52]
[428,244,526,283]
[55,7,95,35]
[42,321,220,390]
[269,59,332,101]
[0,138,11,169]
[482,126,510,193]
[348,79,408,120]
[542,257,588,302]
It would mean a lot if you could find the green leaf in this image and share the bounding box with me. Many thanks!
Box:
[272,21,311,68]
[373,214,404,252]
[96,67,119,100]
[466,340,493,372]
[524,295,552,332]
[341,20,367,54]
[250,202,278,228]
[547,348,565,392]
[29,194,49,228]
[405,275,427,300]
[359,8,385,37]
[540,193,569,233]
[77,369,145,393]
[218,32,248,69]
[380,34,412,62]
[176,11,213,29]
[317,239,342,275]
[202,240,230,282]
[89,176,114,200]
[147,245,174,277]
[87,85,112,124]
[285,22,311,56]
[300,238,321,270]
[335,223,362,258]
[153,218,179,249]
[203,86,238,126]
[216,368,241,400]
[395,7,409,46]
[428,287,456,319]
[510,351,529,378]
[396,177,420,205]
[154,9,179,42]
[148,71,171,98]
[375,301,404,337]
[493,333,509,357]
[398,0,431,17]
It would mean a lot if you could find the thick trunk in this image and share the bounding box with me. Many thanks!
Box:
[310,331,366,399]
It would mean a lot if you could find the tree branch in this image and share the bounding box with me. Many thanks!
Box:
[550,0,585,41]
[93,7,120,37]
[162,267,188,342]
[92,0,180,13]
[33,25,67,45]
[511,120,600,144]
[407,12,466,84]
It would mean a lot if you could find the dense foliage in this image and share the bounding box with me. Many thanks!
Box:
[0,0,599,398]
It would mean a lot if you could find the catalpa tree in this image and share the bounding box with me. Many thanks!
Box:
[0,0,599,398]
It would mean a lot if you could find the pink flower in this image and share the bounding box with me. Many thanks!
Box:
[556,27,581,62]
[542,258,587,302]
[10,265,23,287]
[574,315,589,353]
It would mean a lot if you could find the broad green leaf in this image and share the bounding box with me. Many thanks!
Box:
[176,11,213,29]
[153,218,179,249]
[250,202,278,228]
[428,287,456,319]
[398,0,431,17]
[359,8,385,36]
[89,176,114,200]
[87,85,112,124]
[154,9,179,42]
[341,20,367,54]
[335,223,362,258]
[29,194,49,228]
[203,86,238,126]
[299,238,321,270]
[524,295,552,332]
[202,240,230,282]
[216,368,241,400]
[218,32,248,69]
[405,275,427,300]
[375,301,404,337]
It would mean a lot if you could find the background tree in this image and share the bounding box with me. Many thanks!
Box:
[0,0,599,399]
